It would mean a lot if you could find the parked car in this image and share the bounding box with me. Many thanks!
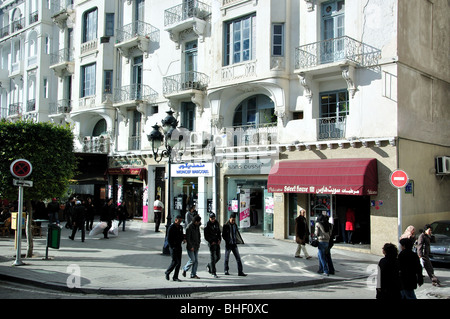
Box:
[429,220,450,264]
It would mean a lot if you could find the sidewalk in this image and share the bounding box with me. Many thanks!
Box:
[0,220,447,297]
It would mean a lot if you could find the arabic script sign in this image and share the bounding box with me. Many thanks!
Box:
[171,163,213,177]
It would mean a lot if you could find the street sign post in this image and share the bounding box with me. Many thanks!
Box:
[10,159,33,266]
[390,169,409,245]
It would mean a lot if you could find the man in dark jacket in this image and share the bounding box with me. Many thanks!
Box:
[222,213,246,276]
[165,215,186,282]
[100,198,115,239]
[204,213,221,278]
[399,238,423,299]
[69,200,86,242]
[376,243,401,299]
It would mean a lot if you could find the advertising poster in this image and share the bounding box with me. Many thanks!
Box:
[239,189,251,228]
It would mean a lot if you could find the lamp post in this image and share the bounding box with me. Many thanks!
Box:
[147,110,184,255]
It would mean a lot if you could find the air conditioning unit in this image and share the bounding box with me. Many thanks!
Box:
[435,156,450,175]
[213,133,233,148]
[190,131,206,146]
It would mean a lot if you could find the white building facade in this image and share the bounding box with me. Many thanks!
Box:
[2,0,449,255]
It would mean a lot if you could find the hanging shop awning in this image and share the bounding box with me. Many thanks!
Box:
[267,158,378,195]
[107,168,147,183]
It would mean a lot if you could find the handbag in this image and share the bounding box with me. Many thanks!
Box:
[310,236,319,247]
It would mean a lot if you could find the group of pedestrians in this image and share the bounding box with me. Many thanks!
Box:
[165,212,247,282]
[376,224,442,300]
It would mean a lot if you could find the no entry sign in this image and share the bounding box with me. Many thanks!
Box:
[390,169,409,188]
[10,159,33,179]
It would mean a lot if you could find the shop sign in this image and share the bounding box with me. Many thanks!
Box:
[269,185,377,196]
[223,159,272,175]
[171,163,213,177]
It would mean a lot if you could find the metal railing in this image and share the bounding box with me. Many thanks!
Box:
[113,84,158,104]
[129,136,141,151]
[164,0,211,26]
[26,99,36,112]
[317,116,347,140]
[116,20,160,44]
[50,48,74,65]
[50,0,73,16]
[163,71,209,95]
[49,99,72,115]
[295,36,381,69]
[82,135,111,154]
[223,122,278,147]
[8,103,22,116]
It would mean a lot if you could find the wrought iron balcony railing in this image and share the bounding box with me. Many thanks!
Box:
[50,48,74,65]
[49,99,72,115]
[317,116,347,140]
[129,136,141,151]
[50,0,72,16]
[26,99,36,112]
[163,71,209,95]
[164,0,211,27]
[8,103,22,116]
[113,84,158,104]
[82,135,111,154]
[221,122,278,147]
[116,20,160,44]
[295,36,381,70]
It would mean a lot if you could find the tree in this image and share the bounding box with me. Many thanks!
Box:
[0,119,77,257]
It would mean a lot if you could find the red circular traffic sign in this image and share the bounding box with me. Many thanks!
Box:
[390,169,409,188]
[10,159,33,179]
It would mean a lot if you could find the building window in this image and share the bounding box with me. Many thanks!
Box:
[181,102,196,131]
[104,70,113,94]
[233,95,275,127]
[272,23,284,56]
[224,14,256,66]
[105,13,114,37]
[83,8,98,43]
[81,63,96,97]
[319,90,349,118]
[43,78,48,99]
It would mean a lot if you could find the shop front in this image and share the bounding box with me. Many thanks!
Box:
[107,157,148,220]
[268,158,378,245]
[170,162,214,224]
[221,158,274,236]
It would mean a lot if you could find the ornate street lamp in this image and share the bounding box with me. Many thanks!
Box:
[147,110,185,255]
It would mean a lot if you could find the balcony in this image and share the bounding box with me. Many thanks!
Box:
[163,71,208,97]
[0,25,9,39]
[8,103,22,117]
[81,135,111,154]
[218,123,278,149]
[49,99,72,115]
[26,99,36,112]
[164,0,211,47]
[129,136,141,151]
[295,36,381,72]
[51,0,74,28]
[113,84,158,106]
[115,21,159,58]
[317,116,347,140]
[50,48,74,77]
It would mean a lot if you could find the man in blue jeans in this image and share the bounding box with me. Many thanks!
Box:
[182,215,202,279]
[222,213,247,276]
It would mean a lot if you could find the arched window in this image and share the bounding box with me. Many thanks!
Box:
[92,119,107,136]
[232,94,276,127]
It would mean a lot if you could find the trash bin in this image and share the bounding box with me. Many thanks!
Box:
[47,224,61,249]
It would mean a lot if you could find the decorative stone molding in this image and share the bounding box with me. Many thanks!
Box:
[341,65,356,98]
[211,114,224,131]
[304,0,315,12]
[298,72,312,103]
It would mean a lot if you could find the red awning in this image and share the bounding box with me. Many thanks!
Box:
[267,158,378,195]
[107,168,147,182]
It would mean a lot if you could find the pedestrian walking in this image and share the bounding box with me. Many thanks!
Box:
[185,205,197,228]
[117,202,128,231]
[153,195,164,232]
[400,225,417,244]
[165,215,186,282]
[417,224,441,287]
[182,215,202,279]
[47,198,60,225]
[398,238,423,299]
[84,197,95,231]
[204,213,221,278]
[222,213,247,276]
[64,197,75,229]
[294,209,311,259]
[376,243,401,299]
[100,198,115,239]
[69,200,86,242]
[314,214,334,276]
